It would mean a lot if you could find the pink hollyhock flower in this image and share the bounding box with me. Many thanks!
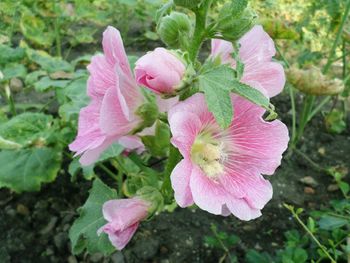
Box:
[211,25,285,98]
[168,93,289,220]
[98,198,149,250]
[134,48,186,94]
[69,26,145,165]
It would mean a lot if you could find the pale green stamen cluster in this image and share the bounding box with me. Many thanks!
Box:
[191,133,225,179]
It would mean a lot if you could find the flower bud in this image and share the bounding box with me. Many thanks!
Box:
[135,100,159,129]
[217,7,256,41]
[157,11,192,48]
[136,186,164,215]
[287,66,344,96]
[135,48,186,95]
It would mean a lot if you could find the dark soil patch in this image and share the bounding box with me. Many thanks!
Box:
[1,94,349,263]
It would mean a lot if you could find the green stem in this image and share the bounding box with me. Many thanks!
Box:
[307,96,331,122]
[288,84,297,146]
[295,95,314,145]
[285,205,336,263]
[323,0,350,74]
[211,225,233,263]
[188,0,212,62]
[294,0,350,146]
[98,164,118,181]
[161,145,182,203]
[53,3,62,57]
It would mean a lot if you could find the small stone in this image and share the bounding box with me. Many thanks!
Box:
[90,253,103,262]
[40,216,58,235]
[318,147,326,155]
[271,242,278,247]
[327,184,339,192]
[304,187,315,194]
[49,71,74,80]
[160,246,168,254]
[54,232,68,249]
[242,224,256,231]
[67,256,78,263]
[299,176,318,187]
[185,237,193,247]
[254,243,262,250]
[111,251,125,263]
[16,204,29,216]
[10,78,23,92]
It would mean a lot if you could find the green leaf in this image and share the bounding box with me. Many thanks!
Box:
[198,65,270,128]
[69,178,117,255]
[0,44,25,65]
[69,159,95,181]
[245,249,272,263]
[20,11,54,47]
[141,120,170,157]
[98,143,124,163]
[27,49,73,73]
[319,215,348,230]
[0,113,55,147]
[0,148,61,192]
[0,136,22,150]
[34,76,70,92]
[1,64,27,81]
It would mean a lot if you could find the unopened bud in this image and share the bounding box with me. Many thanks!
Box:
[157,11,192,49]
[287,66,344,96]
[135,101,159,130]
[137,186,164,215]
[217,7,256,41]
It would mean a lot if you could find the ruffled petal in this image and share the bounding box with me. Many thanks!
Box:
[169,111,202,158]
[242,62,285,98]
[108,223,139,250]
[189,165,228,215]
[170,159,194,207]
[225,198,262,221]
[87,55,117,98]
[102,26,133,79]
[99,87,135,136]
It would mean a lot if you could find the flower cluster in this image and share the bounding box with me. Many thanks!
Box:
[71,25,288,250]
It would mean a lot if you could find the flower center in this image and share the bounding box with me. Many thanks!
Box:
[191,133,225,179]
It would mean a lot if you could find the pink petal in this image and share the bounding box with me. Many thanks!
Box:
[118,135,145,154]
[170,159,194,207]
[169,111,202,158]
[78,136,118,166]
[189,165,228,215]
[168,93,213,125]
[99,87,135,136]
[102,198,148,230]
[225,198,262,221]
[239,25,276,66]
[156,96,179,113]
[242,62,285,98]
[102,26,133,79]
[108,223,139,250]
[211,39,235,64]
[87,55,117,98]
[228,96,289,175]
[219,171,272,210]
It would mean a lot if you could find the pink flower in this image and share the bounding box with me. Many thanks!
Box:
[211,25,285,98]
[134,48,186,94]
[69,26,145,165]
[168,93,289,220]
[98,198,149,250]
